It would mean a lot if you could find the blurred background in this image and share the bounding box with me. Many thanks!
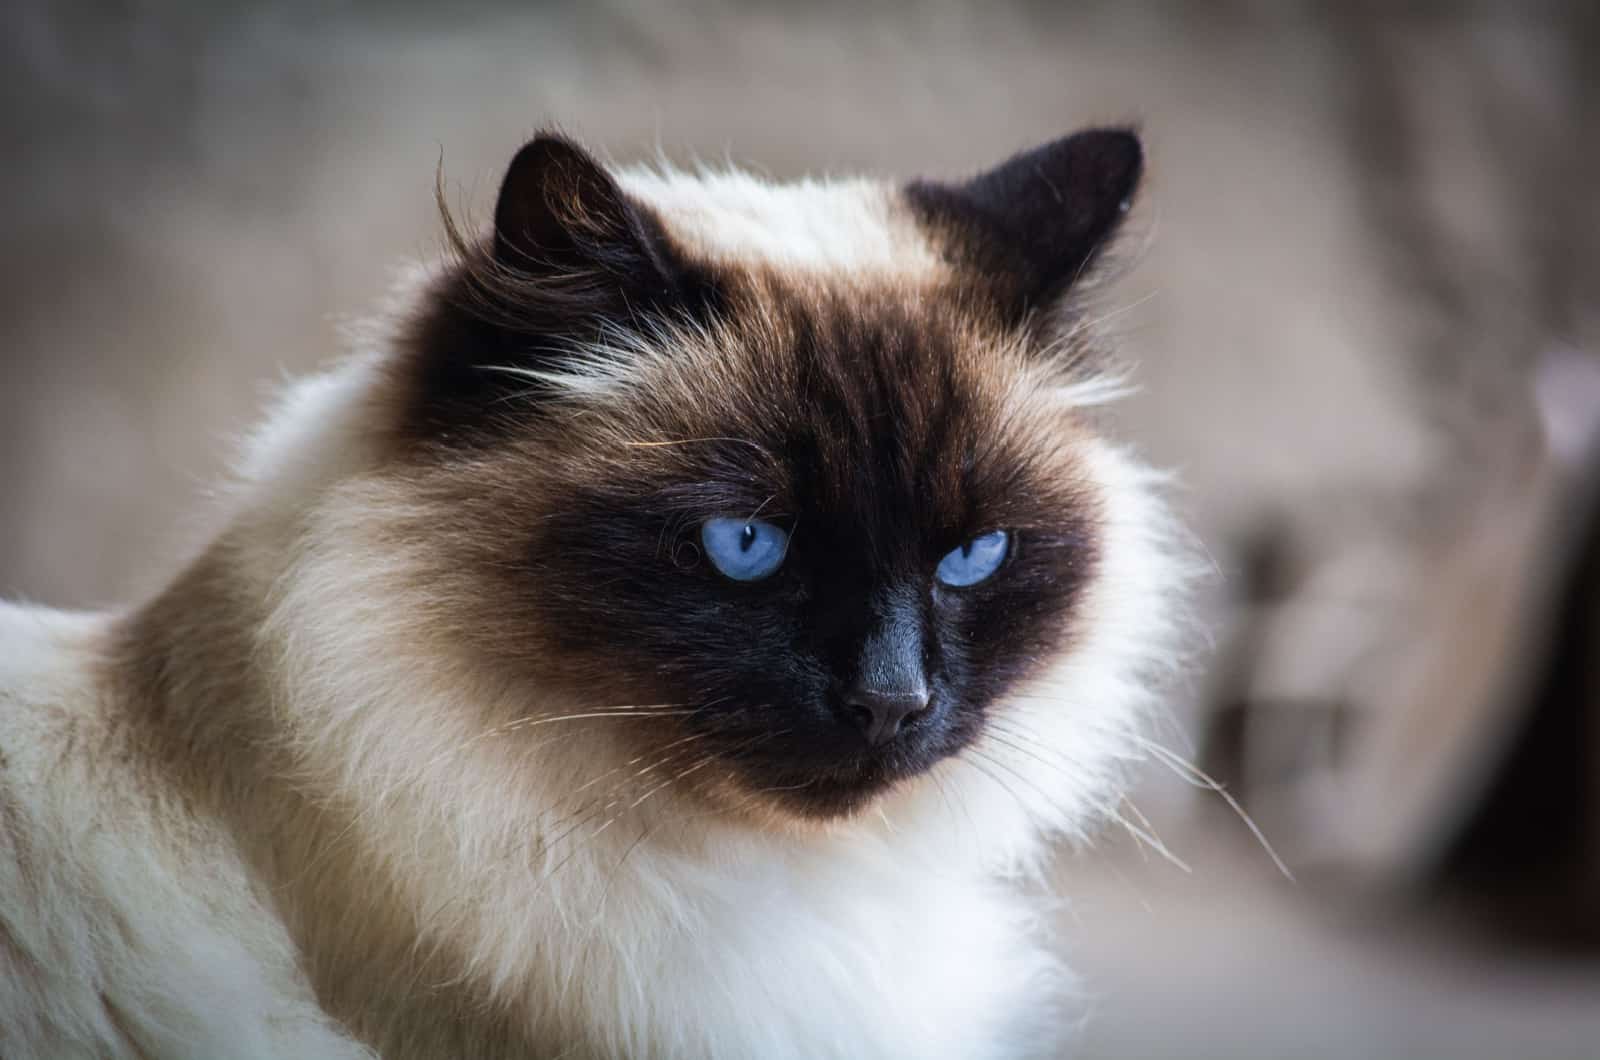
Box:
[3,1,1597,1056]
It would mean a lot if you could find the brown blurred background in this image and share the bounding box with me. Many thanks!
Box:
[4,2,1598,1056]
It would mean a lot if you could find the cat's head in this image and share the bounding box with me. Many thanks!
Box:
[334,129,1173,824]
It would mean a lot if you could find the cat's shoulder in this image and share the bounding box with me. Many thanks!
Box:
[0,600,375,1060]
[0,601,115,765]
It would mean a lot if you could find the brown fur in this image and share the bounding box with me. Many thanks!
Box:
[1,129,1176,1058]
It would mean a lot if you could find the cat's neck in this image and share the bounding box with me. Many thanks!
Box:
[107,347,392,783]
[96,353,570,1050]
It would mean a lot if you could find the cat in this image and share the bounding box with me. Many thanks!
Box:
[0,127,1189,1058]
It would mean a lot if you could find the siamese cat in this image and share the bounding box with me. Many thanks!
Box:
[0,128,1188,1058]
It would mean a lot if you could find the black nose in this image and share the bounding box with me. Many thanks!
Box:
[841,687,931,747]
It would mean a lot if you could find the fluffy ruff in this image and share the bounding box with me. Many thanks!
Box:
[0,142,1192,1058]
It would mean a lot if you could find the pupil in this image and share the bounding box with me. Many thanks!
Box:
[961,541,974,558]
[739,524,756,552]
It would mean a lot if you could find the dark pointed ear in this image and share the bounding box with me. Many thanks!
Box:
[396,135,723,446]
[905,128,1142,319]
[491,134,681,306]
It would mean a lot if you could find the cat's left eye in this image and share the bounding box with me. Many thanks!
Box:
[701,517,789,582]
[935,530,1010,587]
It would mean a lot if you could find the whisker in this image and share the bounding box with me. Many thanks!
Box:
[1054,288,1161,346]
[928,762,978,839]
[579,748,803,952]
[984,718,1221,873]
[1134,735,1294,881]
[1118,793,1166,865]
[972,742,1177,868]
[627,728,781,814]
[980,723,1088,778]
[284,703,701,889]
[498,707,698,733]
[1106,806,1192,874]
[958,748,1033,821]
[540,729,779,887]
[567,730,708,797]
[539,742,707,861]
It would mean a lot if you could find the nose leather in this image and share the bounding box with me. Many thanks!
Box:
[842,686,931,746]
[843,594,931,746]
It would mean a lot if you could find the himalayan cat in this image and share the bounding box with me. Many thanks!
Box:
[0,127,1187,1058]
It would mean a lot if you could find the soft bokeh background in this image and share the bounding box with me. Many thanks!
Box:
[5,2,1598,1056]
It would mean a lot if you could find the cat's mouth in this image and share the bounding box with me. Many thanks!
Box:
[714,716,976,820]
[771,763,910,818]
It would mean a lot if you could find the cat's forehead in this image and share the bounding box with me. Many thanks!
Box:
[404,154,1110,527]
[540,273,1085,530]
[582,271,1018,427]
[621,167,943,279]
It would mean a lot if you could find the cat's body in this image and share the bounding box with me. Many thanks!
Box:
[0,131,1187,1058]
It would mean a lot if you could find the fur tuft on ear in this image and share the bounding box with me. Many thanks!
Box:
[399,134,723,443]
[492,135,671,292]
[436,132,714,333]
[905,128,1143,320]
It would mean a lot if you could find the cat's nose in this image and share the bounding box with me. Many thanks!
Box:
[841,686,931,747]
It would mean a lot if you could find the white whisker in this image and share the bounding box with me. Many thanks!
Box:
[1135,735,1294,881]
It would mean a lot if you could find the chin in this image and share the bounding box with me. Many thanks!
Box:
[704,713,985,822]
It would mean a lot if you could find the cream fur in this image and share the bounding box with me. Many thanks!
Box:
[0,164,1190,1058]
[621,166,942,277]
[0,605,377,1059]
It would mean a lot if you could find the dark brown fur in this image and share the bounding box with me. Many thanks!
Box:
[358,132,1135,817]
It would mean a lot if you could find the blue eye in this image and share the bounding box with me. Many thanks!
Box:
[701,517,790,582]
[935,530,1010,587]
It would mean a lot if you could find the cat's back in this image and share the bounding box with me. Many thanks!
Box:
[0,599,113,773]
[0,602,123,862]
[0,600,155,1057]
[0,602,135,889]
[0,600,372,1059]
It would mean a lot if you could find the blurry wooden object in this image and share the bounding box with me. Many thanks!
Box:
[1432,351,1600,946]
[1203,349,1600,948]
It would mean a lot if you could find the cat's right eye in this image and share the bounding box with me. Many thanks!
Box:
[701,517,789,582]
[935,530,1011,587]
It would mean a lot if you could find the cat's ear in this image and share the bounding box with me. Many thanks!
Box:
[399,135,721,443]
[905,128,1142,319]
[490,133,689,313]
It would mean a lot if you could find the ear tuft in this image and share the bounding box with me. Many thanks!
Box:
[445,131,721,332]
[906,128,1143,318]
[399,133,726,445]
[492,134,652,278]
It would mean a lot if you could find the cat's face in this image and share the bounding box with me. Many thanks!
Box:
[388,131,1141,819]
